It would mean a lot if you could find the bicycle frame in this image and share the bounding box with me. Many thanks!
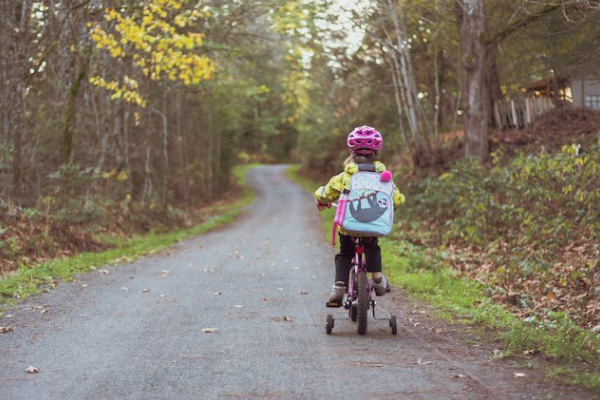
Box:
[345,237,374,315]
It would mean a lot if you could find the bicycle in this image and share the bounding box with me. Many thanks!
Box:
[325,235,397,336]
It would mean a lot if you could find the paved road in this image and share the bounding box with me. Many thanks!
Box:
[0,165,595,399]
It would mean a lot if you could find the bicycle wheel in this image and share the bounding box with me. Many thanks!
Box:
[356,270,369,335]
[326,314,334,334]
[390,314,397,335]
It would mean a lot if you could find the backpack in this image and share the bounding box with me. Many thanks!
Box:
[332,163,395,244]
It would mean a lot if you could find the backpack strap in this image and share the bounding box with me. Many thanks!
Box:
[357,163,376,172]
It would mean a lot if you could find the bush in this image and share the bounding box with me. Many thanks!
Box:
[399,135,600,328]
[402,136,600,250]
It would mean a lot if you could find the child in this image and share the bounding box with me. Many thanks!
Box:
[315,126,405,307]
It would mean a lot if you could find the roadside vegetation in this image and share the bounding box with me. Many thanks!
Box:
[0,164,255,309]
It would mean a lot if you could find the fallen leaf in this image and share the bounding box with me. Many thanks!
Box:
[203,267,215,273]
[434,328,443,334]
[213,291,222,296]
[514,372,526,378]
[523,349,537,355]
[454,374,466,379]
[121,287,129,291]
[25,366,39,374]
[99,269,110,275]
[262,297,268,302]
[40,310,48,314]
[141,288,150,293]
[159,270,170,276]
[0,326,15,333]
[232,305,245,308]
[282,316,293,322]
[416,358,435,365]
[277,287,284,291]
[201,328,218,333]
[160,294,168,298]
[300,291,308,295]
[81,284,88,288]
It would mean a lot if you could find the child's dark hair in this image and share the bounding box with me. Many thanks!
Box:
[343,151,379,168]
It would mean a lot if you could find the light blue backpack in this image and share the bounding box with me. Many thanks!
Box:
[332,164,394,244]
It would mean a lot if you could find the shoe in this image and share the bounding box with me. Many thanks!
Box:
[326,281,346,307]
[373,275,391,296]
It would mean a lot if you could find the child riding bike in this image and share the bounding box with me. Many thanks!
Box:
[315,126,405,307]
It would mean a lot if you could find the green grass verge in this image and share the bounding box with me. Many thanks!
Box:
[286,164,600,392]
[0,164,257,309]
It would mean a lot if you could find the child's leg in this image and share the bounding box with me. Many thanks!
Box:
[334,234,355,285]
[364,238,390,295]
[327,234,354,307]
[363,237,382,276]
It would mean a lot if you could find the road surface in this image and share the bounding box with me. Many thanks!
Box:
[0,165,595,399]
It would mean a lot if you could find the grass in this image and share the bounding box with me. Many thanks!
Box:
[286,164,600,392]
[0,164,257,309]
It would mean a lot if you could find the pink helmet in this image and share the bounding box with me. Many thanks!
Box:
[347,125,383,153]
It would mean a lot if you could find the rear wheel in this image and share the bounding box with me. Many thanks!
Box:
[357,271,369,335]
[326,314,334,334]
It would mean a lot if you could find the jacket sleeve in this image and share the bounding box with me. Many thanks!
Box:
[314,172,345,204]
[392,183,405,209]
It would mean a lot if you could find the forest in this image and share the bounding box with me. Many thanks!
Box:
[1,0,600,366]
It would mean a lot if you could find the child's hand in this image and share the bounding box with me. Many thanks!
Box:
[315,200,331,212]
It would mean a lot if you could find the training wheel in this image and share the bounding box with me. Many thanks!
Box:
[390,315,397,335]
[326,314,334,334]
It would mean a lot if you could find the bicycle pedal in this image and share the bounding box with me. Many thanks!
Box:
[326,301,342,308]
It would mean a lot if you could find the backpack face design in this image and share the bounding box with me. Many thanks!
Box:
[348,191,388,223]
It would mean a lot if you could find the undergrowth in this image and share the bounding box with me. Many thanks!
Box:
[0,164,256,309]
[399,137,600,331]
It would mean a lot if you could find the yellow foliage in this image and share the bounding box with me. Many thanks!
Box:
[117,171,129,181]
[89,0,214,108]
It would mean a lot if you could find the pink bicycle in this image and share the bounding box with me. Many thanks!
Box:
[326,235,397,335]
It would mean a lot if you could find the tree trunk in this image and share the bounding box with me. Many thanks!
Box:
[12,83,25,202]
[62,59,89,164]
[459,0,490,164]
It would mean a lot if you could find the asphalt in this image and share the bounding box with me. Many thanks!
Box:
[0,165,596,400]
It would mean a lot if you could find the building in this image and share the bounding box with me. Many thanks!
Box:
[571,76,600,109]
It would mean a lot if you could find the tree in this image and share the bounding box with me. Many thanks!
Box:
[458,0,489,163]
[457,0,600,163]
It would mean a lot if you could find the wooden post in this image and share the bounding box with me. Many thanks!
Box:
[511,100,518,129]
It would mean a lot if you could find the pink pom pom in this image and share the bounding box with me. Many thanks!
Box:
[380,170,392,182]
